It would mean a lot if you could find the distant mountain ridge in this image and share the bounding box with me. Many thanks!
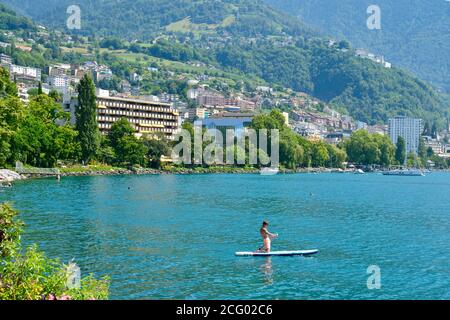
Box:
[265,0,450,93]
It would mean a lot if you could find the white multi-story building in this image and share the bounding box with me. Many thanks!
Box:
[388,116,423,155]
[48,75,71,88]
[47,63,71,77]
[66,89,180,140]
[0,53,12,66]
[10,65,42,82]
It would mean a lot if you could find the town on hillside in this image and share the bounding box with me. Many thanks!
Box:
[1,26,449,166]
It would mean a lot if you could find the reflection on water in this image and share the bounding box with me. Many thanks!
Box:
[259,257,273,285]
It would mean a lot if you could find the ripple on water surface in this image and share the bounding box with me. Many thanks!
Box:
[1,173,449,299]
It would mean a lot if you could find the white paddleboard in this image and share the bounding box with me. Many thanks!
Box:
[235,250,319,257]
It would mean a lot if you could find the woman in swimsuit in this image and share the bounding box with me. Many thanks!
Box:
[259,221,278,253]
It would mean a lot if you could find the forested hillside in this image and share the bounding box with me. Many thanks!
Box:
[266,0,450,93]
[213,40,446,124]
[1,0,448,126]
[0,3,35,31]
[1,0,312,39]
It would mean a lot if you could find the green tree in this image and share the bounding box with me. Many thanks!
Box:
[280,139,304,169]
[96,134,116,164]
[117,135,148,166]
[344,130,380,165]
[0,67,18,97]
[326,144,347,168]
[0,97,24,166]
[109,118,135,147]
[311,142,329,167]
[373,134,395,167]
[251,109,289,162]
[0,203,109,300]
[431,123,438,139]
[395,136,406,165]
[37,82,43,95]
[423,121,431,136]
[251,109,286,131]
[407,152,417,167]
[12,95,79,167]
[418,137,427,160]
[144,134,170,168]
[48,90,60,102]
[109,118,147,166]
[75,75,99,164]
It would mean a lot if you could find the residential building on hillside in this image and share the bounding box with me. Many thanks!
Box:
[47,75,71,89]
[256,86,273,94]
[46,64,72,76]
[197,93,226,107]
[16,83,30,103]
[357,121,368,130]
[9,64,41,82]
[225,97,257,111]
[367,124,387,135]
[158,93,179,104]
[422,136,445,155]
[0,53,12,65]
[187,88,201,100]
[355,49,392,68]
[388,116,423,155]
[441,145,450,159]
[201,113,254,137]
[188,108,208,121]
[293,122,322,139]
[94,67,113,82]
[324,132,350,145]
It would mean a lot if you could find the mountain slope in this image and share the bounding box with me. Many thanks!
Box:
[1,0,448,126]
[0,3,35,31]
[214,39,446,124]
[265,0,450,93]
[0,0,313,39]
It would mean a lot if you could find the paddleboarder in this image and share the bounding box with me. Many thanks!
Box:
[258,221,278,253]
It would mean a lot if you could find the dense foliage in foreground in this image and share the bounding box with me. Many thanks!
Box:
[0,70,79,168]
[0,203,109,300]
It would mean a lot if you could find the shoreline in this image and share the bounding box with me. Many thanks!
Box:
[2,167,346,181]
[2,166,450,183]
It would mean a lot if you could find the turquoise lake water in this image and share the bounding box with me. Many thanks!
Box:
[1,173,449,300]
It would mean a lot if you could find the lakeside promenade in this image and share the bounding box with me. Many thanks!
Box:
[2,166,448,183]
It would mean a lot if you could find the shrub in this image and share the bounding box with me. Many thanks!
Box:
[0,203,109,300]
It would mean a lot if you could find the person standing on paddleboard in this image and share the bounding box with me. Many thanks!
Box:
[258,221,278,253]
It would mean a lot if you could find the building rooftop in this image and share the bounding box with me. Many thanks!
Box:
[210,112,255,118]
[96,94,172,107]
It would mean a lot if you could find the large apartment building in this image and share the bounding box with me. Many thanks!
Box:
[197,94,226,107]
[388,116,423,155]
[96,95,180,139]
[66,90,180,139]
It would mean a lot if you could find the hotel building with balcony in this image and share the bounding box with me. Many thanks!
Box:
[66,90,180,139]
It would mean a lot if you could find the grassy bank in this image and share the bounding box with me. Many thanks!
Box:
[59,164,124,174]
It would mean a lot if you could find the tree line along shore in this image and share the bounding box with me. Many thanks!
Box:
[1,68,449,181]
